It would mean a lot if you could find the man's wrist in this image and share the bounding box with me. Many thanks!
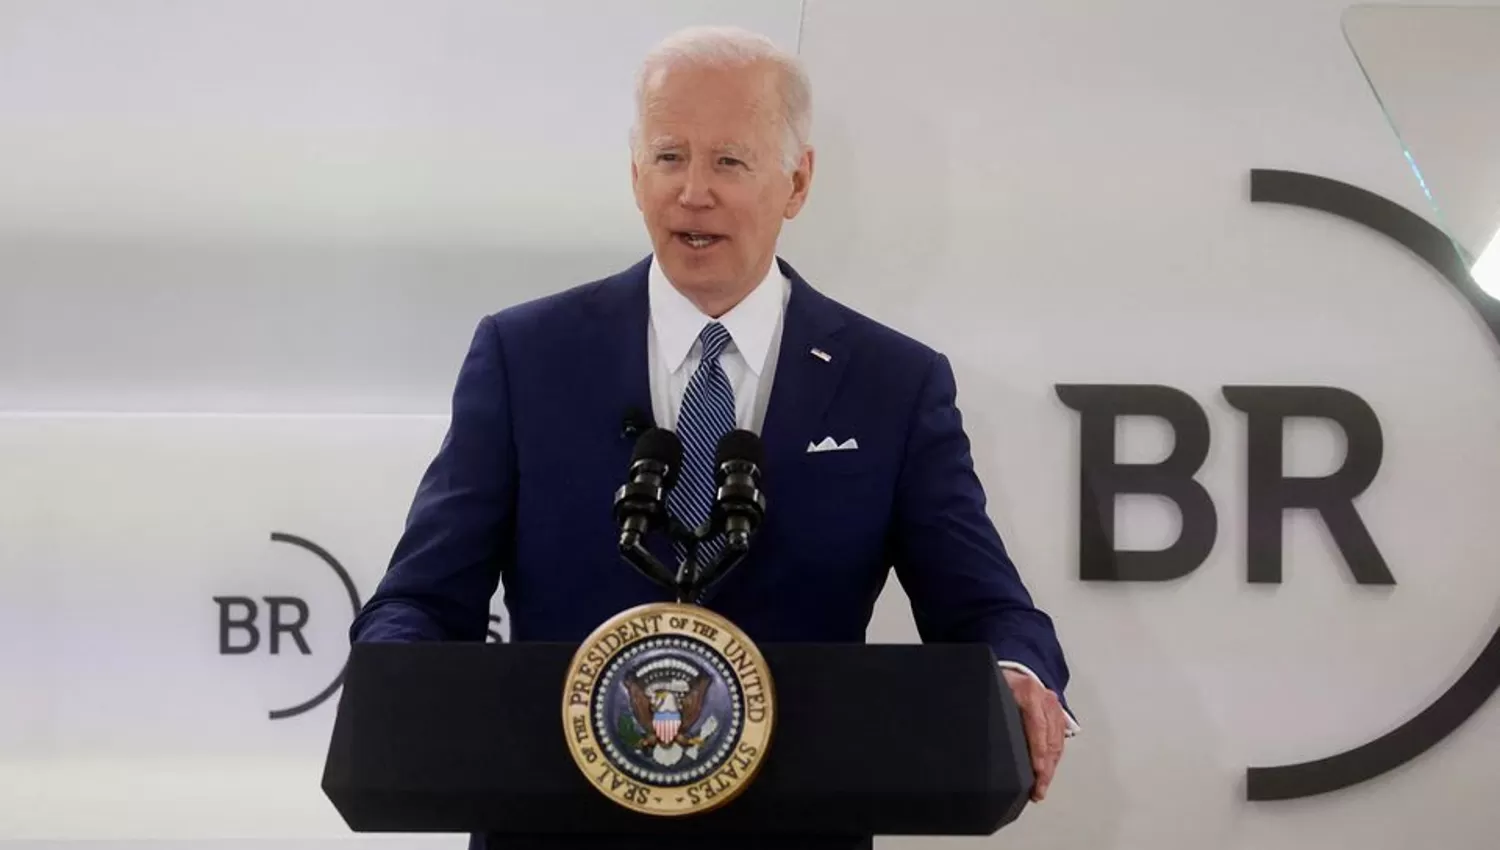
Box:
[997,660,1080,736]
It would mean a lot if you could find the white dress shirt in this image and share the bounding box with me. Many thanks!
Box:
[645,255,1078,736]
[647,256,788,433]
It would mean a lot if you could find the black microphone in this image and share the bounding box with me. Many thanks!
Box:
[613,428,681,590]
[684,430,767,603]
[620,406,654,440]
[614,427,681,536]
[711,429,767,550]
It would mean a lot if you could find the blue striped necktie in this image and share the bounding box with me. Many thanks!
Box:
[669,322,737,567]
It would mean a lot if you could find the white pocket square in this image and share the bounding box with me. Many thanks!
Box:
[807,436,859,453]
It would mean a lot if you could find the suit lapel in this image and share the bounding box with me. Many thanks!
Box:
[592,256,654,435]
[586,256,677,587]
[759,258,850,477]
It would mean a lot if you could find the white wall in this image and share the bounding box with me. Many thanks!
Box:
[0,0,801,414]
[5,1,1500,849]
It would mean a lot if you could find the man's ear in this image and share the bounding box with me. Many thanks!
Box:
[784,146,815,219]
[630,156,644,211]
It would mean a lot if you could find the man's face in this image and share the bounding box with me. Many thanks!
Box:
[631,61,812,309]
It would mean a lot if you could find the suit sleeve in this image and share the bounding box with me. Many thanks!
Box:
[349,315,515,643]
[889,352,1075,718]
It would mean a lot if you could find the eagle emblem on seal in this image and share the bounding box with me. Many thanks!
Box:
[618,658,721,767]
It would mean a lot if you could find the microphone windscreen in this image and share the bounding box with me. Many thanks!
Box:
[632,428,684,486]
[714,429,763,470]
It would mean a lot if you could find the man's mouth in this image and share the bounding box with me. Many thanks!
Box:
[674,231,725,250]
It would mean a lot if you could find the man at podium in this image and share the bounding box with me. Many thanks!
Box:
[350,24,1077,807]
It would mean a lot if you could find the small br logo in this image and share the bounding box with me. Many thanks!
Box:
[563,603,773,816]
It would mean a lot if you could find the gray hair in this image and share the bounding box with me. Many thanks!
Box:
[631,25,812,174]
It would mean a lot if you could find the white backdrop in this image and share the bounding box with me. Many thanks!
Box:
[4,1,1500,849]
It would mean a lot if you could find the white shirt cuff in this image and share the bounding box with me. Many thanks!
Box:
[997,660,1080,737]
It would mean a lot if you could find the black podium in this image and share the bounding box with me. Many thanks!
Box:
[322,640,1034,849]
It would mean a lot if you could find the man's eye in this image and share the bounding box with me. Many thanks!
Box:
[656,153,680,163]
[718,157,745,167]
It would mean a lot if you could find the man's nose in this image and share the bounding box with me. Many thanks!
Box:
[677,160,715,209]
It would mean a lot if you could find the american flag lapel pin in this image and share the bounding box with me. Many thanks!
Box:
[810,347,832,363]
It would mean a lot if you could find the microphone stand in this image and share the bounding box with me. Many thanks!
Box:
[672,519,751,605]
[618,532,677,592]
[627,513,757,606]
[671,518,706,603]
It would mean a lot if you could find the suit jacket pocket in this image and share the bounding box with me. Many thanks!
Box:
[800,448,871,477]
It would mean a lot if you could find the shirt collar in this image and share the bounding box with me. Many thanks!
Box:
[648,255,788,377]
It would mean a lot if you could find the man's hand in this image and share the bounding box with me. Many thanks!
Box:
[1001,668,1066,802]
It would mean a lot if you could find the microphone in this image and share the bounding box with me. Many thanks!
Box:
[613,428,681,590]
[684,429,767,601]
[712,429,767,549]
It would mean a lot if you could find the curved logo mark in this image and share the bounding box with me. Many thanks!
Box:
[1244,167,1500,800]
[265,531,364,720]
[213,531,508,720]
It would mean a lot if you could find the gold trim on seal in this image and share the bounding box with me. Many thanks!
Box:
[561,602,775,816]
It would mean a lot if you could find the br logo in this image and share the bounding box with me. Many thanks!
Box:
[213,531,503,720]
[1063,169,1500,801]
[212,532,362,720]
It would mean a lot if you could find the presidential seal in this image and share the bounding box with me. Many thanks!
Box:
[562,602,774,816]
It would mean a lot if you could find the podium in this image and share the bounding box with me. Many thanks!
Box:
[321,640,1035,849]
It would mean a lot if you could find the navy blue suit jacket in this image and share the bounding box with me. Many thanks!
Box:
[351,256,1070,706]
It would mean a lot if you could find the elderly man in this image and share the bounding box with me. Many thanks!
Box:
[351,23,1076,827]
